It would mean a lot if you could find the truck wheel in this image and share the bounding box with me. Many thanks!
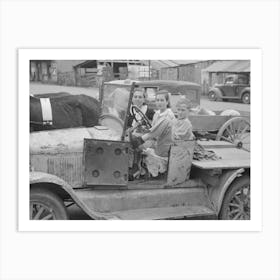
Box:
[208,91,217,101]
[30,188,69,220]
[242,92,250,104]
[219,175,250,220]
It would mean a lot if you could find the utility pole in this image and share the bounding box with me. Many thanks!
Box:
[148,60,151,80]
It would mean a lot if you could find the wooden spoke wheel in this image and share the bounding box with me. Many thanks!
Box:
[30,188,69,220]
[219,175,250,220]
[216,117,250,151]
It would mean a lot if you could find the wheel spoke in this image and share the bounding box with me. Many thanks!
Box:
[220,135,231,142]
[233,195,242,204]
[228,209,240,215]
[233,212,242,220]
[239,124,250,135]
[33,206,45,220]
[42,213,54,220]
[229,123,236,138]
[225,128,234,142]
[229,203,240,208]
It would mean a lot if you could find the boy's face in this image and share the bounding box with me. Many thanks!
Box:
[177,104,189,119]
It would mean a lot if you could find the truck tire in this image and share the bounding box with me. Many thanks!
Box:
[30,188,69,220]
[219,175,250,220]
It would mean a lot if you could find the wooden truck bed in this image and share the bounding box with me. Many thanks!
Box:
[192,141,250,169]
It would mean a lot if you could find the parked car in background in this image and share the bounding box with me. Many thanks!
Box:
[104,79,202,115]
[208,74,250,104]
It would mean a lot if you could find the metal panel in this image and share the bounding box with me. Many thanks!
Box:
[84,139,129,186]
[30,153,84,188]
[167,141,195,186]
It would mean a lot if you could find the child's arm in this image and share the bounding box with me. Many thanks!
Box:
[173,120,193,140]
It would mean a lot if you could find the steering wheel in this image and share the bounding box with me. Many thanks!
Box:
[131,105,152,129]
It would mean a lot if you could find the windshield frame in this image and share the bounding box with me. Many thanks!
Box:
[99,82,135,140]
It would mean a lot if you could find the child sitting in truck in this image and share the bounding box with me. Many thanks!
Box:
[172,97,195,141]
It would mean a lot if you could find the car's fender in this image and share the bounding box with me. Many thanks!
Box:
[30,171,118,220]
[208,168,246,213]
[240,86,250,97]
[209,87,223,99]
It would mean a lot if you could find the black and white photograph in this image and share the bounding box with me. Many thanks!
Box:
[28,58,251,221]
[2,1,279,280]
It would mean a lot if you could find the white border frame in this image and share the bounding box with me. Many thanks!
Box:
[19,49,261,231]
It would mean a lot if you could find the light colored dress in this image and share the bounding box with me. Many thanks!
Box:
[142,108,176,177]
[172,118,194,141]
[145,108,176,157]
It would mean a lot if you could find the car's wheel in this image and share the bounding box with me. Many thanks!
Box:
[219,175,250,220]
[30,188,69,220]
[208,91,217,101]
[242,92,250,104]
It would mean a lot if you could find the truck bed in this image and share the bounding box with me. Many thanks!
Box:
[192,141,250,169]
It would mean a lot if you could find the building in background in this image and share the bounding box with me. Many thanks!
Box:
[29,60,152,87]
[151,60,215,95]
[29,60,84,85]
[29,60,250,93]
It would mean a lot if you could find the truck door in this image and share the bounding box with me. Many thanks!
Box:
[83,139,130,187]
[223,76,236,97]
[234,75,249,97]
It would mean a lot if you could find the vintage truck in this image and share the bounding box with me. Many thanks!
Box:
[208,74,250,104]
[30,80,250,220]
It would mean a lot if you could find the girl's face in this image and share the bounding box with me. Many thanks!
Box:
[132,91,145,108]
[156,93,168,112]
[177,104,189,120]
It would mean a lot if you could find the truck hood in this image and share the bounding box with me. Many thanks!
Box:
[30,126,122,155]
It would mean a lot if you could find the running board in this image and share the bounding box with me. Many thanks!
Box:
[111,205,217,220]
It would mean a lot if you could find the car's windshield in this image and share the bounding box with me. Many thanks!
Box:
[99,84,132,138]
[101,84,131,121]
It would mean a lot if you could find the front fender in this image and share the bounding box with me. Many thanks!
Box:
[208,168,245,213]
[209,87,223,99]
[30,171,118,220]
[30,171,74,190]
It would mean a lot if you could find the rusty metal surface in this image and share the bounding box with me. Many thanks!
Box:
[75,186,213,214]
[31,153,84,188]
[29,171,117,220]
[208,168,246,212]
[30,126,121,155]
[111,205,216,220]
[83,139,130,186]
[167,141,195,186]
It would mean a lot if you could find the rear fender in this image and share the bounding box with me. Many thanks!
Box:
[30,171,117,220]
[208,168,245,212]
[240,87,250,96]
